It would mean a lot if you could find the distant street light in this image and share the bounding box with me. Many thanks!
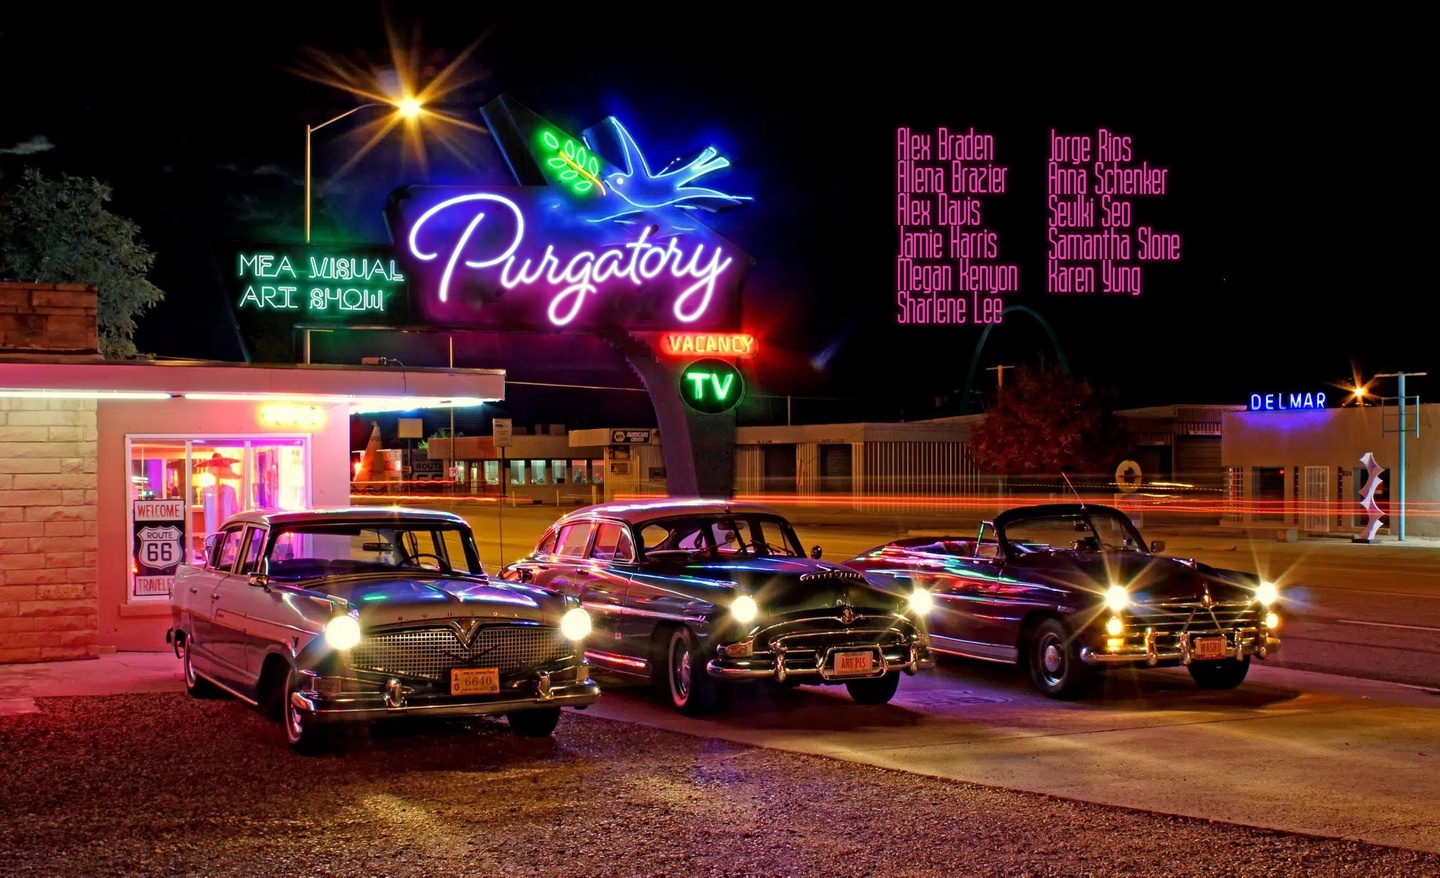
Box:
[305,98,425,243]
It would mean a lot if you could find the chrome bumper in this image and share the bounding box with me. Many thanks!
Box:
[706,643,934,682]
[1080,630,1281,666]
[290,676,601,724]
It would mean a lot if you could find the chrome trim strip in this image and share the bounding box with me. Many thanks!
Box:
[290,681,602,723]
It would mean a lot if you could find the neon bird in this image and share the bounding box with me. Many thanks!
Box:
[583,118,751,223]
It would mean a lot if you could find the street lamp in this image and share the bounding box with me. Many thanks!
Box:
[305,98,424,243]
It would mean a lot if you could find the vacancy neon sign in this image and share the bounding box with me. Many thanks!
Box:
[406,193,734,326]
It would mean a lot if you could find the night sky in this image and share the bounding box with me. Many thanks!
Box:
[1,8,1429,432]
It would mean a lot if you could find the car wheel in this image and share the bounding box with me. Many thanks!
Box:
[507,708,561,738]
[1188,656,1251,689]
[666,627,717,716]
[283,669,332,754]
[180,639,221,699]
[1028,617,1091,699]
[845,673,900,705]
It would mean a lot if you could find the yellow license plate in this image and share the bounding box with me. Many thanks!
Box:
[834,650,875,675]
[1194,637,1228,661]
[451,667,500,695]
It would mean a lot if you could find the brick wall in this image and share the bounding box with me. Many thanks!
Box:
[0,281,99,354]
[0,398,100,662]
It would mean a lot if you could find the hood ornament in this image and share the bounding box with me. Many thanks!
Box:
[1200,585,1213,608]
[839,606,857,625]
[450,618,482,645]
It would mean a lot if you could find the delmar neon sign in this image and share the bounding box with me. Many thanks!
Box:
[1249,391,1327,411]
[390,95,753,332]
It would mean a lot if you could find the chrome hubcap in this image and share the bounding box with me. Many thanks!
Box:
[676,646,692,697]
[1043,640,1063,676]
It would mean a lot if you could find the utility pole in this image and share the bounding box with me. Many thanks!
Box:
[1375,371,1426,541]
[986,364,1015,389]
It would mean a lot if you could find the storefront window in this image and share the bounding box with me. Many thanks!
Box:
[570,459,588,484]
[483,460,499,486]
[126,435,309,602]
[551,460,568,484]
[530,460,548,485]
[590,460,606,484]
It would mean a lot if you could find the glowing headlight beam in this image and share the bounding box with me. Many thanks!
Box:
[909,588,934,615]
[1255,581,1279,606]
[324,614,361,650]
[1104,585,1130,613]
[560,607,592,641]
[731,595,758,624]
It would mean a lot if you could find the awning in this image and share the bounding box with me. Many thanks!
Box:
[0,359,504,414]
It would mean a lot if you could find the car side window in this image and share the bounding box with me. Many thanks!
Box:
[591,522,635,562]
[236,526,267,574]
[535,528,559,556]
[214,527,244,572]
[555,522,594,559]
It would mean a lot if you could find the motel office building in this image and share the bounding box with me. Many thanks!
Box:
[1,281,503,665]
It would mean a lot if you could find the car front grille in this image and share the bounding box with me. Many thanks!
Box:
[350,624,572,682]
[760,612,917,671]
[1133,600,1261,636]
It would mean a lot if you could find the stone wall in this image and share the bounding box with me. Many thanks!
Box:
[0,398,100,662]
[0,281,100,355]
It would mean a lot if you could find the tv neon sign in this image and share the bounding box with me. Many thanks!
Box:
[1249,391,1327,411]
[406,193,734,326]
[680,357,745,415]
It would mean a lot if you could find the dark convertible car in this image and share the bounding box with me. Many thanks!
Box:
[499,498,935,715]
[845,503,1282,698]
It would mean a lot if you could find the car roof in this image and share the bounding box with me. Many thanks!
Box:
[991,502,1128,528]
[552,497,786,527]
[220,506,469,528]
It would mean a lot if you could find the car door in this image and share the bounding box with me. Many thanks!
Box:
[230,525,281,685]
[520,519,595,602]
[932,540,1013,662]
[574,520,638,655]
[195,525,248,688]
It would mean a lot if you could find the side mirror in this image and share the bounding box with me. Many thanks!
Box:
[247,557,270,589]
[810,545,822,560]
[1150,540,1166,554]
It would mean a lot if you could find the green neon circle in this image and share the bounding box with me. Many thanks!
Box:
[679,358,745,415]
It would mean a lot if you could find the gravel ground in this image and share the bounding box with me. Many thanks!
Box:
[1,693,1437,877]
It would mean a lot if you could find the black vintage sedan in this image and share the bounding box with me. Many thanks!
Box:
[498,498,934,715]
[845,503,1282,698]
[167,507,600,750]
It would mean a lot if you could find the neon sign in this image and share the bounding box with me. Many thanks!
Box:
[679,357,745,415]
[406,193,734,326]
[659,332,756,358]
[1249,392,1327,411]
[389,95,752,332]
[258,403,326,429]
[235,250,405,315]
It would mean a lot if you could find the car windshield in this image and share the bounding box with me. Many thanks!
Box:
[637,514,804,558]
[267,521,484,577]
[1001,509,1148,554]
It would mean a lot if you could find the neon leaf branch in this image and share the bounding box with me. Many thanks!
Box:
[541,130,604,194]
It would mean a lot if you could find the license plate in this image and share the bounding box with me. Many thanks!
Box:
[1193,636,1228,661]
[833,650,875,676]
[451,667,499,695]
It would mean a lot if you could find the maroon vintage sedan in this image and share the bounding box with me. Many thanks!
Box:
[846,503,1282,698]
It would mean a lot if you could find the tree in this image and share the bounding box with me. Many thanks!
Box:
[0,167,166,359]
[967,360,1124,475]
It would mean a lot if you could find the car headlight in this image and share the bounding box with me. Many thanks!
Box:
[731,595,759,624]
[1255,581,1279,606]
[324,614,361,651]
[908,587,933,615]
[560,607,592,641]
[1104,585,1129,612]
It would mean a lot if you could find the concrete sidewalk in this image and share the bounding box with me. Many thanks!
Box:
[0,651,182,715]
